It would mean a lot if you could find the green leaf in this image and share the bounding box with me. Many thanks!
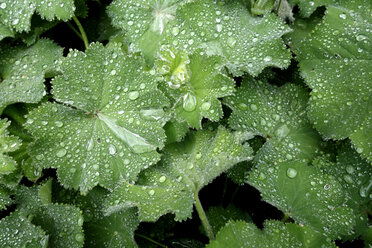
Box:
[15,184,85,248]
[0,0,75,32]
[25,43,169,193]
[288,0,337,17]
[207,220,335,248]
[54,186,140,248]
[251,0,276,16]
[0,21,13,40]
[0,119,21,175]
[205,205,252,234]
[156,48,235,128]
[105,126,252,221]
[164,120,189,144]
[225,78,321,166]
[108,0,292,76]
[314,144,372,238]
[248,160,356,238]
[0,39,63,114]
[296,0,372,162]
[0,184,12,210]
[0,210,48,248]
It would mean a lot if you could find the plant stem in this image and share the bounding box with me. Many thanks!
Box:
[276,0,282,14]
[281,213,289,223]
[135,233,168,248]
[67,22,83,40]
[194,190,215,240]
[72,16,89,49]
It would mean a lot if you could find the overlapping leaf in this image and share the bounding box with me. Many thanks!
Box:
[295,0,372,162]
[0,0,75,33]
[0,119,21,175]
[54,186,140,248]
[25,43,169,193]
[105,126,252,221]
[207,220,335,248]
[225,78,321,166]
[0,210,48,247]
[108,0,291,76]
[288,0,337,17]
[248,161,356,238]
[14,182,85,248]
[0,39,63,114]
[155,47,235,128]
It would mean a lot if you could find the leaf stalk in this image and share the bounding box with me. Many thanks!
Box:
[194,190,215,240]
[72,16,89,50]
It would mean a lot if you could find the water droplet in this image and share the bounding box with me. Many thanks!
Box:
[140,109,164,121]
[286,168,297,178]
[182,93,197,112]
[110,69,117,75]
[258,172,266,180]
[109,144,116,155]
[346,101,352,106]
[227,37,236,47]
[55,121,63,127]
[148,189,155,196]
[343,174,354,184]
[276,124,290,138]
[93,164,99,170]
[129,91,139,100]
[128,20,134,26]
[56,149,67,158]
[196,152,202,160]
[201,102,211,111]
[172,27,179,36]
[159,176,166,183]
[36,154,43,161]
[238,103,248,110]
[359,180,372,198]
[356,34,367,41]
[356,147,364,154]
[285,154,293,160]
[346,165,354,174]
[41,121,48,125]
[264,56,272,62]
[250,104,258,111]
[78,217,84,226]
[339,13,347,19]
[124,159,130,165]
[323,184,330,190]
[75,234,84,242]
[216,24,223,32]
[0,3,6,9]
[12,19,19,25]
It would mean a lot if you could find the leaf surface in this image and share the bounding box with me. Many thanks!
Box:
[108,0,291,76]
[25,43,169,193]
[0,119,21,175]
[0,0,75,32]
[225,78,321,165]
[156,48,235,128]
[105,126,252,221]
[296,0,372,161]
[0,39,63,113]
[248,161,356,238]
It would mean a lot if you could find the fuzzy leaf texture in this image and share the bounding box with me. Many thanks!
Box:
[296,0,372,162]
[25,43,169,193]
[225,78,321,166]
[0,119,21,175]
[0,0,75,33]
[207,220,336,248]
[248,160,356,239]
[105,126,252,221]
[108,0,292,76]
[0,39,63,114]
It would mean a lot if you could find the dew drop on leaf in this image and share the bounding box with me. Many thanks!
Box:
[182,93,197,112]
[128,91,139,100]
[286,168,297,178]
[56,149,67,158]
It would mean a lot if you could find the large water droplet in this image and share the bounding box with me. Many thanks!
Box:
[75,234,84,242]
[276,124,290,138]
[238,103,248,111]
[346,165,354,174]
[343,174,354,184]
[55,121,63,127]
[159,176,166,183]
[339,13,347,19]
[286,168,297,178]
[109,144,116,155]
[148,189,155,196]
[140,109,164,121]
[0,3,6,9]
[359,180,372,198]
[172,27,179,36]
[227,37,236,47]
[129,91,139,100]
[182,93,197,112]
[201,102,211,111]
[56,149,67,158]
[87,138,94,151]
[250,104,258,111]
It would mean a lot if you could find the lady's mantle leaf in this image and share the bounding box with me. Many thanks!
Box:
[105,126,252,221]
[296,0,372,162]
[225,78,321,166]
[0,119,21,175]
[54,186,140,248]
[15,183,85,248]
[25,43,169,193]
[0,39,63,114]
[248,161,356,239]
[108,0,291,76]
[155,48,235,128]
[207,220,335,248]
[0,210,48,247]
[0,0,75,32]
